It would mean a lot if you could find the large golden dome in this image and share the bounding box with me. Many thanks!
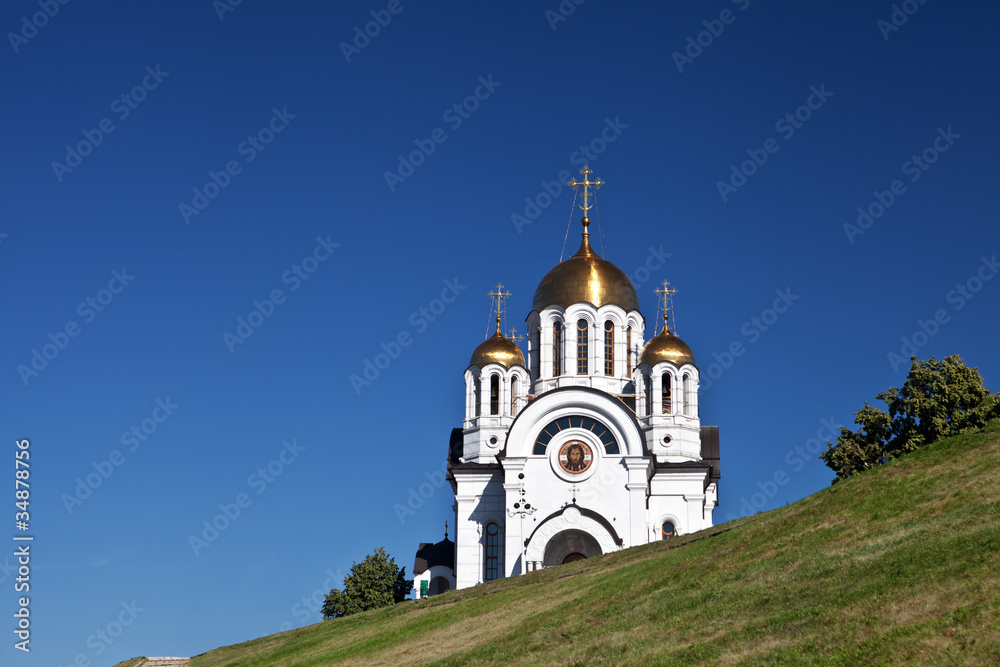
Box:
[469,321,526,369]
[639,319,696,367]
[532,220,639,313]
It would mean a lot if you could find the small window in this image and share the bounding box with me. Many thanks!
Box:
[604,321,614,376]
[662,522,676,539]
[577,320,588,375]
[626,326,632,375]
[683,374,691,416]
[553,322,563,377]
[490,375,500,416]
[511,377,519,413]
[533,327,541,377]
[485,523,499,581]
[474,377,481,417]
[662,373,672,414]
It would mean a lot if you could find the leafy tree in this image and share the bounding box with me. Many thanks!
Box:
[322,547,413,619]
[821,355,999,482]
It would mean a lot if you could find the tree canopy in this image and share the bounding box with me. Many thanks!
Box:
[821,355,999,482]
[322,547,413,619]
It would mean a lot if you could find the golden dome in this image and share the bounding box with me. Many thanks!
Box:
[639,318,696,367]
[532,220,639,312]
[469,320,526,369]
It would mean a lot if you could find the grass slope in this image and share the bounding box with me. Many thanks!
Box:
[187,422,1000,665]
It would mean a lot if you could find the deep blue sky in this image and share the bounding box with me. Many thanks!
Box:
[3,0,999,663]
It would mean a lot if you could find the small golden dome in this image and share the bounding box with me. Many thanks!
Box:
[469,320,526,369]
[639,318,696,367]
[532,220,639,312]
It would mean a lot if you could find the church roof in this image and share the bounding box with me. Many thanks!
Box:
[638,316,695,367]
[469,319,525,369]
[531,223,639,313]
[413,537,455,575]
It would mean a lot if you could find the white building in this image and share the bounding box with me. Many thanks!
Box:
[417,169,720,593]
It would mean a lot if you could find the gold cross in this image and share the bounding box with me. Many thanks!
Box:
[654,281,677,334]
[488,283,511,336]
[569,166,604,217]
[508,327,524,343]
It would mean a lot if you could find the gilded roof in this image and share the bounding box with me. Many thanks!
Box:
[638,324,696,367]
[469,324,526,369]
[532,231,639,312]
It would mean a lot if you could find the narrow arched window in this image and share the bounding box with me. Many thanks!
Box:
[577,319,588,375]
[683,373,691,416]
[552,322,562,377]
[533,327,541,378]
[644,375,652,416]
[662,373,672,414]
[490,374,500,416]
[604,321,614,376]
[511,376,519,414]
[626,326,632,375]
[485,522,499,581]
[474,376,481,417]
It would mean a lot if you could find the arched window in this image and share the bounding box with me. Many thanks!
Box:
[626,326,632,375]
[533,327,541,378]
[511,376,520,414]
[662,373,672,414]
[644,374,652,416]
[490,375,500,416]
[577,319,588,375]
[485,522,499,581]
[604,321,614,376]
[662,522,676,539]
[474,376,481,417]
[552,322,562,377]
[683,373,691,416]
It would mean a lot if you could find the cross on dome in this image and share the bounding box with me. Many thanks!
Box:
[569,166,604,224]
[654,280,678,334]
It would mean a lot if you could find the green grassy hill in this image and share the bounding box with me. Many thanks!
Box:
[184,421,1000,665]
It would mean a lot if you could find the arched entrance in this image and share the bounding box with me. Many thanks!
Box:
[543,530,601,567]
[429,576,451,595]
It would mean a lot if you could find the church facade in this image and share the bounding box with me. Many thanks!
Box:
[416,169,720,595]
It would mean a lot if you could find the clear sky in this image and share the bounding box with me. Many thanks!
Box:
[2,0,999,663]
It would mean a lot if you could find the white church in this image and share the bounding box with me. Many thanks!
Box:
[413,168,720,598]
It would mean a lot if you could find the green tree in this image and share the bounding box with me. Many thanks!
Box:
[821,355,999,482]
[322,547,413,619]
